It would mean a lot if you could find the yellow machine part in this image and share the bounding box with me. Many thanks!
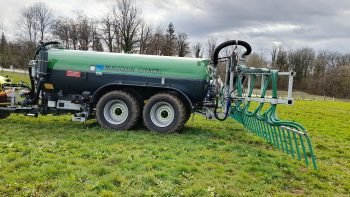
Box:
[0,75,11,92]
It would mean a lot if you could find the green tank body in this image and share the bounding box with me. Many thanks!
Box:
[46,49,210,103]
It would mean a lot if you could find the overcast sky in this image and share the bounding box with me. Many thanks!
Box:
[0,0,350,56]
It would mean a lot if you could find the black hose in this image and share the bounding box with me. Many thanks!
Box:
[28,41,60,103]
[213,40,252,66]
[33,41,60,59]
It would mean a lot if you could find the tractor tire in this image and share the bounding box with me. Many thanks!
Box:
[0,113,10,119]
[143,93,186,133]
[184,111,192,123]
[96,90,140,131]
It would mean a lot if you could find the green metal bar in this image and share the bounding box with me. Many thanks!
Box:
[272,126,279,148]
[306,136,318,170]
[280,127,289,154]
[261,122,268,142]
[266,124,275,146]
[273,126,281,150]
[292,132,301,161]
[299,134,309,166]
[255,119,262,138]
[287,130,295,159]
[265,124,273,145]
[277,127,285,153]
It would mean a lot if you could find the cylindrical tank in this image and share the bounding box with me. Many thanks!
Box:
[46,49,210,102]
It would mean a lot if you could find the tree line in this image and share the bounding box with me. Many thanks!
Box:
[0,0,349,99]
[0,0,196,68]
[246,47,350,99]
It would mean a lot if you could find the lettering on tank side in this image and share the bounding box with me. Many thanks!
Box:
[90,64,161,76]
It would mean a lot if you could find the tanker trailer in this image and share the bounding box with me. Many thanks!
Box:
[0,40,317,169]
[0,41,211,133]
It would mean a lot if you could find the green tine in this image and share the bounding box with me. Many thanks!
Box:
[248,117,254,132]
[249,117,255,134]
[248,117,254,133]
[265,124,273,145]
[260,121,268,141]
[246,116,254,133]
[255,119,262,138]
[253,117,259,135]
[257,120,263,138]
[245,116,250,129]
[277,127,285,153]
[273,126,281,150]
[280,127,289,154]
[264,122,273,144]
[264,123,271,143]
[255,119,261,136]
[261,123,269,142]
[242,115,247,127]
[243,115,247,127]
[292,132,302,161]
[299,134,309,166]
[268,125,276,147]
[269,125,277,147]
[306,136,318,170]
[287,130,295,159]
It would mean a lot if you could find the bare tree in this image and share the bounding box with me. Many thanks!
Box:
[17,5,38,43]
[246,52,267,68]
[91,25,103,51]
[101,14,115,52]
[52,17,71,48]
[271,45,278,65]
[275,46,289,71]
[176,32,190,57]
[69,19,79,50]
[33,2,54,42]
[139,22,152,54]
[207,37,217,59]
[76,14,93,50]
[113,0,141,53]
[146,27,164,55]
[192,42,202,58]
[288,48,315,89]
[17,2,54,43]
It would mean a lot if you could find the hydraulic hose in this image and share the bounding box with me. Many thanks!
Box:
[33,41,60,59]
[28,41,60,104]
[213,40,252,66]
[214,96,231,121]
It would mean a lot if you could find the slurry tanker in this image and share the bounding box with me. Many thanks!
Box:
[0,40,317,169]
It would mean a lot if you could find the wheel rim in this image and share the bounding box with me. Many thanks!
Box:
[103,99,128,125]
[150,102,175,128]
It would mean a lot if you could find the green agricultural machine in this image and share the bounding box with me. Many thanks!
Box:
[0,40,317,169]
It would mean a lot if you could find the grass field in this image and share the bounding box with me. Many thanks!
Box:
[0,72,349,196]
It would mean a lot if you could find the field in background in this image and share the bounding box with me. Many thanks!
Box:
[251,89,350,102]
[2,69,348,102]
[0,72,349,196]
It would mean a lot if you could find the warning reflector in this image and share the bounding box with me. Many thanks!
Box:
[66,71,81,78]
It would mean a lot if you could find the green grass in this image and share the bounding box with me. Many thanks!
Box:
[0,72,349,196]
[0,71,30,84]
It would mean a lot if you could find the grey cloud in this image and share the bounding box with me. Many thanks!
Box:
[1,0,350,53]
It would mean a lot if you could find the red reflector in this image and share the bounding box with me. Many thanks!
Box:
[66,71,81,78]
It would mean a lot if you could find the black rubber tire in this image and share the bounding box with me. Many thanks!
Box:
[0,113,10,119]
[96,90,140,130]
[143,93,186,133]
[184,111,192,123]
